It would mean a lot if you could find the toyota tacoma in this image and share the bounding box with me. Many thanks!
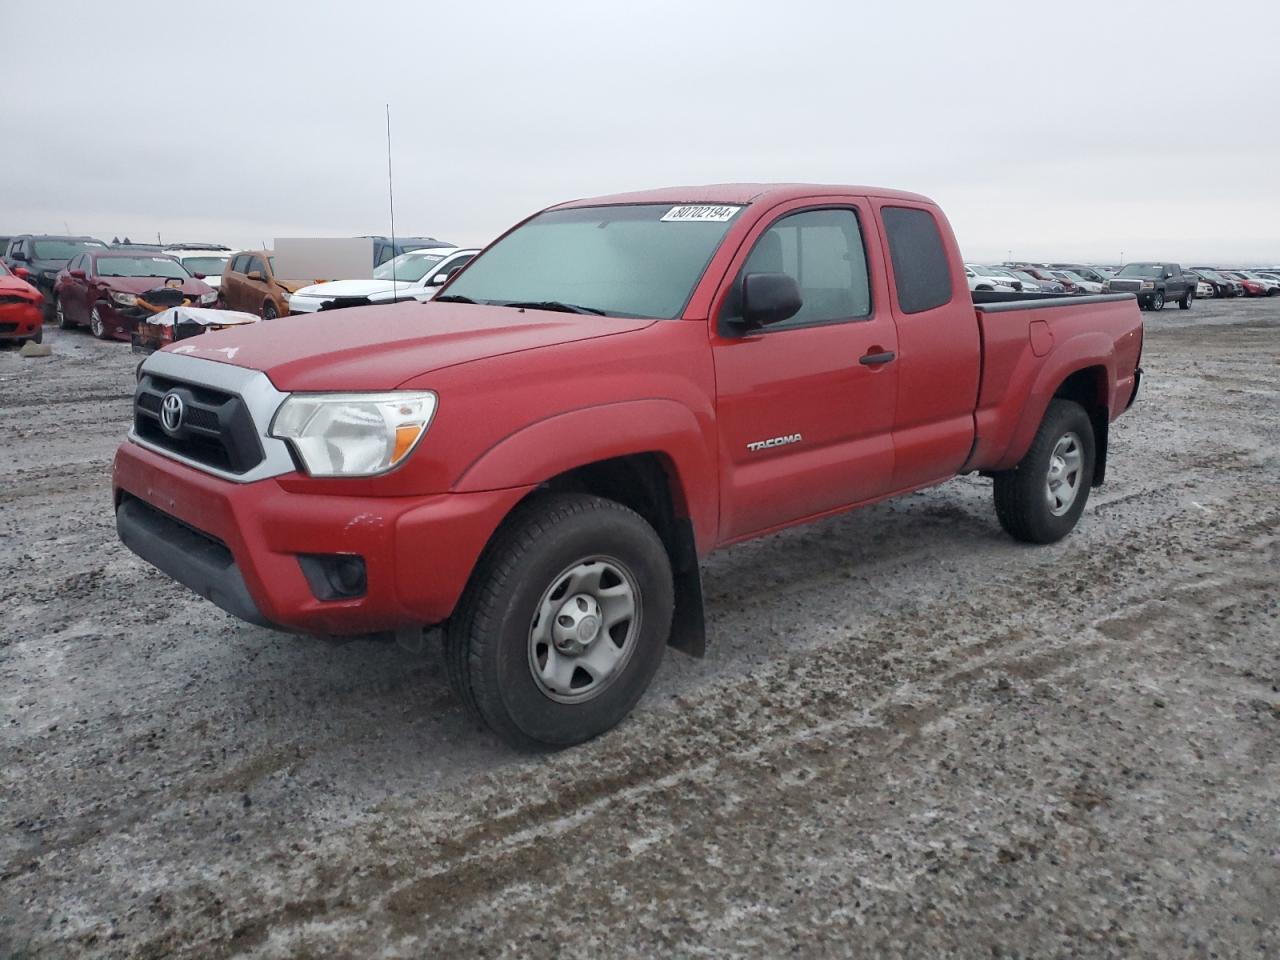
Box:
[114,184,1144,749]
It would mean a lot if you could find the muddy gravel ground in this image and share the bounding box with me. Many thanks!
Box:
[1,299,1277,959]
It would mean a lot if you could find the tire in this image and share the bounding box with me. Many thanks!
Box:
[31,325,42,345]
[993,399,1095,545]
[89,306,108,339]
[1150,290,1164,311]
[1179,289,1193,310]
[262,300,278,320]
[56,297,73,330]
[445,493,674,750]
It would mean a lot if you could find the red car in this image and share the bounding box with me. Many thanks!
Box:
[0,260,45,345]
[114,183,1144,748]
[54,249,216,341]
[1220,271,1266,297]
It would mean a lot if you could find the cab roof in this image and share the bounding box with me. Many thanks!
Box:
[552,183,934,210]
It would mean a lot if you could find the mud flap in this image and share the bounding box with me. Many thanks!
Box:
[666,518,706,658]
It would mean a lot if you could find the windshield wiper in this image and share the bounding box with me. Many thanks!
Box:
[434,294,476,304]
[500,300,606,315]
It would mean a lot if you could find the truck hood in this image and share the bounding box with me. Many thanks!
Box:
[163,301,657,390]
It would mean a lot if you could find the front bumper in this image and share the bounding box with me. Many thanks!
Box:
[0,300,44,340]
[286,295,327,314]
[112,440,533,634]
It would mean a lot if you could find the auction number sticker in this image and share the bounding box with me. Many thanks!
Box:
[661,205,741,222]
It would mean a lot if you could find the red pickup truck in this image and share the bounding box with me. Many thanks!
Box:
[113,184,1143,748]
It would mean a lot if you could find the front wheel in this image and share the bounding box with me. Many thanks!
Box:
[89,306,108,339]
[445,493,674,750]
[1150,290,1165,311]
[56,297,73,329]
[1179,289,1193,310]
[993,399,1096,545]
[261,300,278,320]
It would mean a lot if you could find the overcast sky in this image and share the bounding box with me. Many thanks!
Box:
[4,0,1279,263]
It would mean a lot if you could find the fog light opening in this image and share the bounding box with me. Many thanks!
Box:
[298,554,367,601]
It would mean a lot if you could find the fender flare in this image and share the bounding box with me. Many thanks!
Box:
[997,332,1117,470]
[453,398,718,550]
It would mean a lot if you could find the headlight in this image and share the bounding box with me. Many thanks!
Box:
[199,291,217,305]
[1140,281,1154,289]
[110,291,138,306]
[270,391,437,477]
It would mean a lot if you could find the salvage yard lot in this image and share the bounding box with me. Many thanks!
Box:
[1,300,1277,957]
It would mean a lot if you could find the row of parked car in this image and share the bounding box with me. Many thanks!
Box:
[964,260,1280,310]
[0,232,478,346]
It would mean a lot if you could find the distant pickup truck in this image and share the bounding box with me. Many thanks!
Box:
[1103,262,1196,311]
[114,184,1144,749]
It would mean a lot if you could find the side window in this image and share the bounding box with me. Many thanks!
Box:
[68,254,81,273]
[230,254,247,274]
[882,206,953,314]
[433,253,474,283]
[375,244,393,265]
[246,256,265,277]
[725,208,872,330]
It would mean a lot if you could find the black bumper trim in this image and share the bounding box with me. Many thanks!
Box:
[116,495,276,629]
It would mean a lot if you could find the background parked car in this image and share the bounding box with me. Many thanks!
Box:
[288,247,479,314]
[220,251,302,319]
[1048,263,1114,284]
[0,259,46,345]
[3,234,108,317]
[54,249,215,341]
[1230,270,1280,295]
[1219,270,1268,296]
[163,244,233,293]
[1103,262,1195,310]
[1008,268,1064,293]
[1053,270,1103,294]
[1018,265,1077,293]
[363,235,454,266]
[984,266,1043,291]
[963,264,1016,292]
[1185,268,1238,298]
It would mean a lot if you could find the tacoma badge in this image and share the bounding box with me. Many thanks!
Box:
[746,433,802,452]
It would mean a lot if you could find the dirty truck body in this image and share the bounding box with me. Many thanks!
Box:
[113,184,1144,748]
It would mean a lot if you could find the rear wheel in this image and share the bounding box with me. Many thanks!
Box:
[445,493,674,750]
[1179,289,1193,310]
[89,306,108,339]
[993,399,1095,545]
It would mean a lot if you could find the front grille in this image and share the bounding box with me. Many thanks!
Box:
[134,373,264,474]
[0,295,32,306]
[0,323,16,333]
[1108,280,1142,292]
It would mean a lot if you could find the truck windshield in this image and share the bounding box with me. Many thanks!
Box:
[1116,264,1164,279]
[33,240,105,260]
[95,256,189,279]
[441,203,742,318]
[180,256,229,275]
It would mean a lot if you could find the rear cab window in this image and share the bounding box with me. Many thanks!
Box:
[881,206,952,314]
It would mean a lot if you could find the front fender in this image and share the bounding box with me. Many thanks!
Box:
[452,398,718,551]
[984,331,1117,472]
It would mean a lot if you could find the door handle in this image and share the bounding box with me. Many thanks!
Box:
[859,350,896,366]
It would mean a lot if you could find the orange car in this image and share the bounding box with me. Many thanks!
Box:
[219,251,308,319]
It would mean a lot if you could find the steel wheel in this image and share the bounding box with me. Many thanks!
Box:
[528,556,640,704]
[1046,431,1084,517]
[89,307,107,339]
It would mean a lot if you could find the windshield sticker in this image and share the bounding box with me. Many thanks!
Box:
[661,205,741,223]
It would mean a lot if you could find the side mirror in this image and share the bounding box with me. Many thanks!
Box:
[740,272,802,330]
[69,269,86,280]
[13,266,31,279]
[246,270,263,281]
[193,272,206,280]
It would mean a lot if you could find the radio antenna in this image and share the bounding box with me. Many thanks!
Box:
[386,103,398,297]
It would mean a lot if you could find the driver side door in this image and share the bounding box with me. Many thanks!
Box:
[710,201,899,543]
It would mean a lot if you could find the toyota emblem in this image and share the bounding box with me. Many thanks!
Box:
[160,391,185,434]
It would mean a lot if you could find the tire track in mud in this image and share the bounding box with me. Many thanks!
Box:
[118,502,1279,959]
